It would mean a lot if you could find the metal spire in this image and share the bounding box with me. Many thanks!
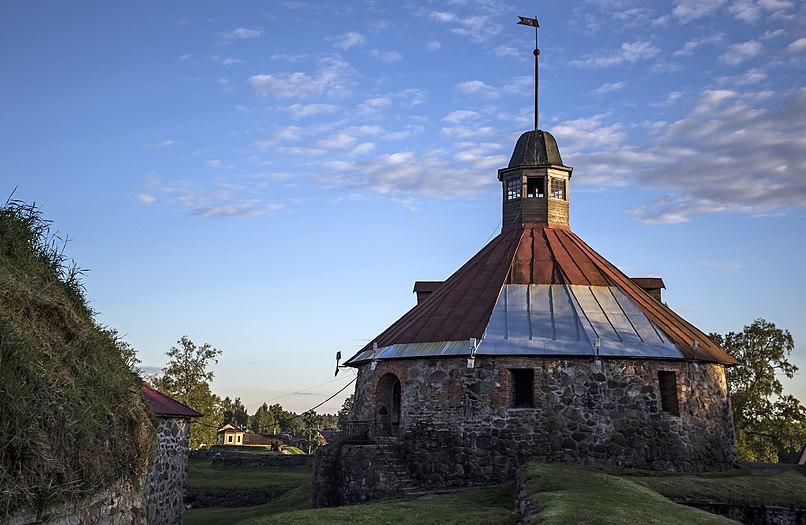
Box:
[517,15,540,130]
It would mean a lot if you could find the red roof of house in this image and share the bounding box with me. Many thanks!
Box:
[141,384,203,418]
[348,225,737,365]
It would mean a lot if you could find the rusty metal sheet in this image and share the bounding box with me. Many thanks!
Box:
[344,225,738,367]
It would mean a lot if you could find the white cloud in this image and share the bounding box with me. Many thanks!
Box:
[719,40,762,65]
[138,194,156,205]
[673,34,724,56]
[286,103,341,118]
[593,81,626,94]
[728,0,762,22]
[571,41,660,68]
[426,40,442,51]
[672,0,726,22]
[221,27,263,40]
[787,37,806,53]
[443,110,480,123]
[368,49,403,63]
[585,88,806,223]
[248,57,354,99]
[333,32,367,49]
[146,140,175,149]
[350,142,375,155]
[356,96,392,116]
[455,80,498,98]
[217,77,235,92]
[213,56,245,67]
[191,202,283,218]
[428,10,502,44]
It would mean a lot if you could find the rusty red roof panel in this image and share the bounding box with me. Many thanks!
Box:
[350,225,738,365]
[141,384,204,418]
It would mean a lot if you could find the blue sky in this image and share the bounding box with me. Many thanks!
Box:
[2,0,804,414]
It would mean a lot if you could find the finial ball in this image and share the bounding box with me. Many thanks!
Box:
[534,49,540,56]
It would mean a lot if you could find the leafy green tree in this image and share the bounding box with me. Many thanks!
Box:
[337,394,355,430]
[711,319,806,462]
[302,410,324,454]
[150,336,223,449]
[222,396,249,428]
[252,403,277,434]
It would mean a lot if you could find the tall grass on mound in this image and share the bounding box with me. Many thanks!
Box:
[0,199,154,518]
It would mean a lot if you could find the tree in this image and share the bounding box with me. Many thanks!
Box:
[222,396,249,428]
[150,336,223,449]
[252,403,277,434]
[711,319,806,462]
[337,394,355,430]
[302,410,324,454]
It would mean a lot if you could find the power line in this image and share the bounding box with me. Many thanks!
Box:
[244,373,354,409]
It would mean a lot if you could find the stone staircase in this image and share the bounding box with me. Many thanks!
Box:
[374,440,420,495]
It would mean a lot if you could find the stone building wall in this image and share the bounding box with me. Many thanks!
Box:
[143,416,191,524]
[351,356,736,488]
[312,442,403,508]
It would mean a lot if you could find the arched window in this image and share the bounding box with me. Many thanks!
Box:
[375,373,402,436]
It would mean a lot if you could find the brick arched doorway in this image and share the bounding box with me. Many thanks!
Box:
[375,373,401,436]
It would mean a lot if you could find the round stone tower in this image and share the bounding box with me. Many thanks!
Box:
[334,128,738,495]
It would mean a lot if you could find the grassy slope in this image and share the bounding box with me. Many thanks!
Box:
[184,459,515,525]
[630,466,806,508]
[186,458,806,525]
[522,464,738,525]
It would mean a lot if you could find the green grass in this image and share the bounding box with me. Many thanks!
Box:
[186,458,806,525]
[184,459,516,525]
[186,459,310,493]
[630,465,806,508]
[243,484,517,525]
[522,463,738,525]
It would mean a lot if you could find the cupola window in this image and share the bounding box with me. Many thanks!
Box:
[506,178,522,200]
[550,178,565,200]
[527,177,545,198]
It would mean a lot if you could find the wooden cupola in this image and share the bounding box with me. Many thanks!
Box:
[498,129,573,229]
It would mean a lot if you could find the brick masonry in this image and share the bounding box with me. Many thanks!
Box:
[318,355,737,503]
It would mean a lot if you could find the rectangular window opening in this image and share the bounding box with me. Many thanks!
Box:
[227,435,233,443]
[550,179,565,200]
[658,371,680,416]
[506,179,522,200]
[511,369,534,408]
[527,177,545,198]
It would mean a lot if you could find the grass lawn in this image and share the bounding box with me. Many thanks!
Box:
[242,484,518,525]
[184,457,516,525]
[628,465,806,508]
[521,463,738,525]
[185,457,806,525]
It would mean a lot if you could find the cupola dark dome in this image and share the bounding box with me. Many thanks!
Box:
[508,129,564,167]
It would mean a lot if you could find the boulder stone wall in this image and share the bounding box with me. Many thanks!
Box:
[312,442,404,507]
[351,356,736,487]
[143,416,191,524]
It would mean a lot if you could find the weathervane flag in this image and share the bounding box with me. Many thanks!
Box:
[517,16,539,28]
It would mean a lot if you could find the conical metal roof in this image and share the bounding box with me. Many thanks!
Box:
[344,225,738,366]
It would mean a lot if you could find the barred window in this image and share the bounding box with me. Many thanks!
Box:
[550,178,565,200]
[506,179,522,200]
